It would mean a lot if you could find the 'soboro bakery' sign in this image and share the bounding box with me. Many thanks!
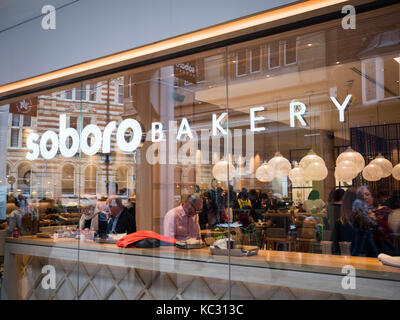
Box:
[26,95,352,161]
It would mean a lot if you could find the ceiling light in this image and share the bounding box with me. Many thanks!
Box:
[307,43,312,47]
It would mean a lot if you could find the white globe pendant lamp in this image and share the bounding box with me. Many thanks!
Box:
[289,162,305,185]
[362,163,383,181]
[304,161,328,181]
[370,154,393,178]
[299,150,325,170]
[255,162,274,182]
[392,163,400,181]
[212,160,236,181]
[268,152,291,178]
[300,150,328,181]
[335,160,358,182]
[336,147,365,174]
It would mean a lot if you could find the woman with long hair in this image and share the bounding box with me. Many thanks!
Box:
[333,187,379,257]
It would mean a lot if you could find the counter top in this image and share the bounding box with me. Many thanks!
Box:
[5,236,400,282]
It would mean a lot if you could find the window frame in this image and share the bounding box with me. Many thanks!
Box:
[61,164,76,196]
[267,41,281,70]
[283,39,298,66]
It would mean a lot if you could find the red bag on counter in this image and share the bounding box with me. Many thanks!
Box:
[117,230,176,248]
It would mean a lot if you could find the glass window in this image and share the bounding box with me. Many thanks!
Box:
[116,166,128,197]
[236,48,247,77]
[268,40,280,69]
[284,38,297,65]
[17,163,32,195]
[3,4,400,302]
[117,84,124,104]
[10,128,19,148]
[88,83,97,102]
[250,46,261,73]
[11,114,20,127]
[62,165,75,195]
[69,116,78,130]
[84,165,97,195]
[65,89,73,100]
[75,86,83,101]
[22,115,31,127]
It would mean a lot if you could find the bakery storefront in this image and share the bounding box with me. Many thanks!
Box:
[1,1,400,300]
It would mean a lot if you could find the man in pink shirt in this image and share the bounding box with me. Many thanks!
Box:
[163,195,203,241]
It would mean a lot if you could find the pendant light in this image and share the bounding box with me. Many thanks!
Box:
[289,161,305,185]
[299,150,326,170]
[370,154,393,178]
[392,163,400,180]
[336,146,365,174]
[298,93,328,181]
[364,102,391,180]
[212,159,236,181]
[255,162,274,182]
[362,163,384,181]
[299,150,328,181]
[304,160,328,181]
[335,160,358,182]
[267,98,291,179]
[268,152,291,178]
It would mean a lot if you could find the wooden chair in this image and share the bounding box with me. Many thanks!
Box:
[265,228,294,251]
[296,226,317,252]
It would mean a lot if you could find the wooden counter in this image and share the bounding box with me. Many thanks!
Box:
[2,236,400,300]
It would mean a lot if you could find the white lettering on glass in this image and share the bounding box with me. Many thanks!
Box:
[151,122,164,142]
[116,118,142,152]
[212,113,227,136]
[41,5,56,30]
[59,114,79,157]
[250,107,265,132]
[41,265,56,290]
[40,131,58,160]
[176,118,193,140]
[330,95,352,122]
[290,101,308,127]
[341,265,356,290]
[341,5,356,30]
[80,124,102,155]
[25,98,353,161]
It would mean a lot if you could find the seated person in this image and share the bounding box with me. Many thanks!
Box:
[238,206,254,228]
[265,190,279,211]
[163,194,202,241]
[79,202,110,233]
[100,196,136,235]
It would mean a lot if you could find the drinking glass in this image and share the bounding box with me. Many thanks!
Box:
[339,241,352,256]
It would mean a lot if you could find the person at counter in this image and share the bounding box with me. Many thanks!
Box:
[7,195,29,235]
[333,188,379,257]
[163,194,202,241]
[79,202,110,233]
[326,188,344,231]
[357,186,397,255]
[102,195,136,235]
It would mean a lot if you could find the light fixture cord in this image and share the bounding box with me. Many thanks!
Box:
[276,99,279,153]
